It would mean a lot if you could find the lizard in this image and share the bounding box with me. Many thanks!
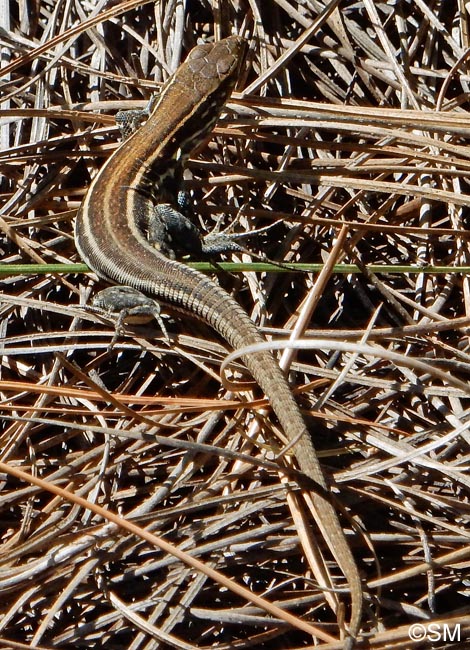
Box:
[74,35,362,648]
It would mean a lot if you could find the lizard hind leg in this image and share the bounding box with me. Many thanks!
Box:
[150,202,245,258]
[91,285,169,348]
[149,203,203,258]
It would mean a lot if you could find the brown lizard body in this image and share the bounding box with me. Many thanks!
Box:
[75,35,362,647]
